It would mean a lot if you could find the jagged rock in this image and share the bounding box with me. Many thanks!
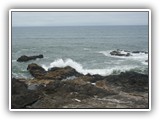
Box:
[12,64,149,109]
[27,63,46,79]
[46,66,82,80]
[44,80,116,98]
[132,51,148,54]
[11,78,28,94]
[27,63,82,80]
[126,53,131,56]
[11,78,42,109]
[28,71,149,108]
[110,50,131,57]
[11,91,41,109]
[17,54,43,62]
[110,49,148,57]
[104,71,149,92]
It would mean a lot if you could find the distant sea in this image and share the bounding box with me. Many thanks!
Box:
[12,25,148,78]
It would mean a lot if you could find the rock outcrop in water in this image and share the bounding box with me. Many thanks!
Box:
[27,63,82,80]
[110,49,131,57]
[27,63,46,79]
[17,54,43,62]
[110,49,148,59]
[132,51,148,54]
[11,63,149,109]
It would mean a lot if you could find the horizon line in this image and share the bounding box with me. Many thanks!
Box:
[12,24,148,27]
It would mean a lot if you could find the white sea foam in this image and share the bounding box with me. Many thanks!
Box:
[98,50,148,65]
[42,58,139,76]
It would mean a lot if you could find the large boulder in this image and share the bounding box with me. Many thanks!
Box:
[11,78,41,109]
[17,54,43,62]
[27,63,82,80]
[11,78,28,94]
[27,63,46,79]
[11,91,41,109]
[45,66,82,80]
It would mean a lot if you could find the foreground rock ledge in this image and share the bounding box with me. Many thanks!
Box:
[11,63,149,109]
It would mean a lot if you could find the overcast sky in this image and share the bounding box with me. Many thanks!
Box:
[12,12,148,27]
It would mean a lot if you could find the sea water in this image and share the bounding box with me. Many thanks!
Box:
[12,25,148,78]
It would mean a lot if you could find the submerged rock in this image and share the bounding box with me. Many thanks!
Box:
[17,54,43,62]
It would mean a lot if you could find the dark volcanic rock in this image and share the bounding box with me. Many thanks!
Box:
[132,51,141,53]
[11,78,41,109]
[12,64,149,109]
[46,66,82,80]
[110,50,131,57]
[104,71,149,92]
[17,54,43,62]
[11,78,28,94]
[44,80,115,98]
[132,51,148,54]
[11,91,41,109]
[110,49,148,57]
[27,63,46,79]
[27,63,82,80]
[27,71,149,108]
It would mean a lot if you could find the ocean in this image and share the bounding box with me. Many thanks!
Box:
[12,25,148,79]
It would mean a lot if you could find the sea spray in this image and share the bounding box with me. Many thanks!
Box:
[42,58,140,76]
[98,50,148,65]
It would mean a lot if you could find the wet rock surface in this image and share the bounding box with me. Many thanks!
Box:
[17,54,43,62]
[132,51,148,54]
[110,49,131,56]
[110,49,148,57]
[27,63,46,79]
[11,64,149,109]
[27,63,82,80]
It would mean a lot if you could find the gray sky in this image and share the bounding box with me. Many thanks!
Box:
[12,12,148,26]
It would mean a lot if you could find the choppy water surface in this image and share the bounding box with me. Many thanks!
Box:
[12,26,148,78]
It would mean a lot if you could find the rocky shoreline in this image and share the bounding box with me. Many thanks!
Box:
[11,62,149,109]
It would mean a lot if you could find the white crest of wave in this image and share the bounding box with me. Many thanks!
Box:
[42,58,137,76]
[98,50,148,65]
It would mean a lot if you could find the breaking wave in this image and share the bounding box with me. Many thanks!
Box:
[42,58,142,76]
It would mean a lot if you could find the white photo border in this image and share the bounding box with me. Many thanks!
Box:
[9,9,151,111]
